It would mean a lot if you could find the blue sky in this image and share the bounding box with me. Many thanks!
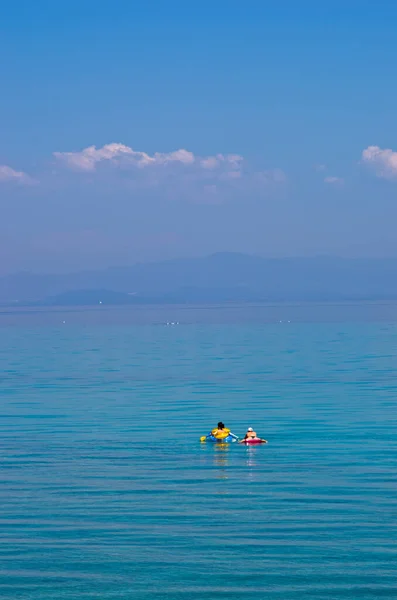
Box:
[1,0,397,273]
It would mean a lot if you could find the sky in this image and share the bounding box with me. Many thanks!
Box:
[1,0,397,274]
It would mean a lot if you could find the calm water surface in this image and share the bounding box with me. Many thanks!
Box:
[1,305,397,599]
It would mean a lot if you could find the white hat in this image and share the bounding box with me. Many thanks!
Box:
[247,427,253,431]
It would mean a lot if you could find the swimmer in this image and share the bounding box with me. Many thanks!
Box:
[239,426,268,443]
[206,422,238,441]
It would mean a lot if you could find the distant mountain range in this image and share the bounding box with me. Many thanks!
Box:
[2,253,397,306]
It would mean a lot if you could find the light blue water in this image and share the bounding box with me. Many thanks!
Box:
[1,305,397,599]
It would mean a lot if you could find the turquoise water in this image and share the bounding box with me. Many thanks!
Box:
[1,305,397,599]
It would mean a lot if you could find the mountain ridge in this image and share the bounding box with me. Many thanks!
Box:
[2,253,397,305]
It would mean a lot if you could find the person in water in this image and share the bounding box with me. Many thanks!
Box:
[239,427,268,443]
[245,426,257,439]
[208,422,238,440]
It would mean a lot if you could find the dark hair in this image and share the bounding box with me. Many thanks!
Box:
[217,421,225,429]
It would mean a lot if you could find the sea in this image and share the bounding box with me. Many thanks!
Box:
[1,303,397,599]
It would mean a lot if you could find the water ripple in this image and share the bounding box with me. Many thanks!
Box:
[0,310,396,598]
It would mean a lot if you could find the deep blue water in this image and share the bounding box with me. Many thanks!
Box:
[1,304,397,599]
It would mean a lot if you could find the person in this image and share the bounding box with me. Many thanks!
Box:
[208,422,238,441]
[244,427,257,439]
[239,426,267,443]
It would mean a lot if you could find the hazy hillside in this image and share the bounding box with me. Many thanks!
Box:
[2,253,397,305]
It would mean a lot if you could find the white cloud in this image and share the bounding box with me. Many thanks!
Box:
[201,153,243,171]
[158,149,194,165]
[201,155,222,169]
[54,143,145,171]
[54,143,197,171]
[324,176,344,185]
[362,145,397,179]
[0,165,35,185]
[225,154,244,168]
[54,142,246,177]
[51,142,286,202]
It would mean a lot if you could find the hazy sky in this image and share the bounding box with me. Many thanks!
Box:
[1,0,397,273]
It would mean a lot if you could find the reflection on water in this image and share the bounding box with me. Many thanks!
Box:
[245,445,260,482]
[213,443,230,481]
[203,443,265,486]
